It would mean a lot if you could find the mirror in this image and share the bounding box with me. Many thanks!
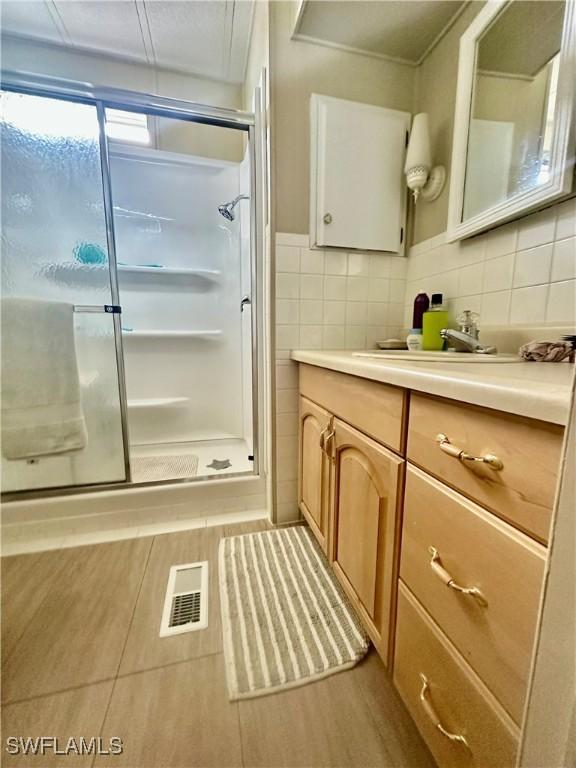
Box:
[448,0,575,241]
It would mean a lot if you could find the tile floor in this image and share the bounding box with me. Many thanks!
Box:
[1,520,434,768]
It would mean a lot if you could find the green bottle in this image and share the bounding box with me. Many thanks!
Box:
[423,293,449,351]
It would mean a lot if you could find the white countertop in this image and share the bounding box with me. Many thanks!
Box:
[291,350,574,425]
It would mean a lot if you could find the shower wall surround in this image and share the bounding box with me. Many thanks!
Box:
[110,146,247,447]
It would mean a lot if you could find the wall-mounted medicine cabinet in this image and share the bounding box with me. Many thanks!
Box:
[310,94,410,253]
[447,0,575,242]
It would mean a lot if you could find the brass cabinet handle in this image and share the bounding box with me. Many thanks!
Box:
[436,433,503,470]
[419,674,469,748]
[428,547,488,607]
[323,428,335,460]
[319,425,330,450]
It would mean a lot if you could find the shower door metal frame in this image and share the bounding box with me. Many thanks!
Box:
[1,70,262,500]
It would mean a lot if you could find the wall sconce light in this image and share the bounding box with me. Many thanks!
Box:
[404,113,446,202]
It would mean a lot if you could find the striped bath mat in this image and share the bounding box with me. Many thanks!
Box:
[219,525,369,700]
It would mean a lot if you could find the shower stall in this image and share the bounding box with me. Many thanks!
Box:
[1,72,262,497]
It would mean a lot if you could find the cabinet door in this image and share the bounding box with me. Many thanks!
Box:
[330,418,404,663]
[298,396,332,554]
[310,94,410,252]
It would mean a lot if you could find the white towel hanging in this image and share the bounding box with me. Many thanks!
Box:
[1,298,88,460]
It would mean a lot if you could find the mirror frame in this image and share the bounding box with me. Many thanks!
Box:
[447,0,576,242]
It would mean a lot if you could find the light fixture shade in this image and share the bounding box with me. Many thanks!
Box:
[405,113,432,174]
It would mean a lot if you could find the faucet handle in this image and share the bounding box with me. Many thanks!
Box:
[457,310,479,338]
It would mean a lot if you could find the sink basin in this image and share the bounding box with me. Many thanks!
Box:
[353,350,521,363]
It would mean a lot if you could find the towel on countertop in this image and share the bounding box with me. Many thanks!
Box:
[519,340,575,363]
[1,298,88,459]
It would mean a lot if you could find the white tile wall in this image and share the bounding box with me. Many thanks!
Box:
[276,233,407,355]
[404,200,576,329]
[273,233,408,523]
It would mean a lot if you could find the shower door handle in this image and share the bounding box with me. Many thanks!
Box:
[241,296,251,312]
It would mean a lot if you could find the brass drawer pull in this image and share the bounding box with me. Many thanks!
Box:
[419,674,469,748]
[428,547,488,607]
[436,433,503,470]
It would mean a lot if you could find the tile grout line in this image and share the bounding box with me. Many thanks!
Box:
[115,651,224,682]
[90,534,156,768]
[1,677,118,708]
[236,701,246,768]
[1,651,227,708]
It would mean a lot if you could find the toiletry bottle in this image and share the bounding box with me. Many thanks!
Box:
[412,290,430,330]
[423,293,449,351]
[406,291,428,351]
[406,329,423,351]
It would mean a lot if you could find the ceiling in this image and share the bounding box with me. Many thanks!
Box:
[294,0,467,65]
[0,1,254,83]
[478,0,564,77]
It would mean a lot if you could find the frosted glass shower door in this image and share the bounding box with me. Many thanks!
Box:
[1,90,128,493]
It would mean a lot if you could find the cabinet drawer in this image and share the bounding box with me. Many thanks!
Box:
[407,393,563,542]
[394,583,519,768]
[299,364,406,454]
[401,466,546,723]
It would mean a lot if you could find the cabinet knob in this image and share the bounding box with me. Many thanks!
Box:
[323,212,333,225]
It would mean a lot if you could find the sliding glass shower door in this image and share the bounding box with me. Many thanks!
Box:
[1,90,128,493]
[105,108,256,484]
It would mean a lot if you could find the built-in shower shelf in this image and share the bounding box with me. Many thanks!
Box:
[45,263,220,284]
[118,265,221,278]
[128,397,189,409]
[122,329,222,338]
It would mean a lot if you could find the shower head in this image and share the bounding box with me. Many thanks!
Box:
[218,194,249,222]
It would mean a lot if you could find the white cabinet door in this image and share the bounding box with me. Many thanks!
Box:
[310,95,410,253]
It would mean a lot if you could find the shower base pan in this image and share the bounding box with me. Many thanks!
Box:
[129,438,253,484]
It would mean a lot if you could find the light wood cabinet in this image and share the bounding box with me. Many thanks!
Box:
[295,362,562,768]
[299,363,406,453]
[394,583,519,768]
[401,466,546,724]
[298,396,332,554]
[330,419,404,664]
[407,393,563,543]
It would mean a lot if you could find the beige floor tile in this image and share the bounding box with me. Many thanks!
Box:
[1,681,114,767]
[239,658,395,767]
[96,655,241,768]
[223,520,272,537]
[118,526,225,675]
[2,548,72,664]
[345,650,435,767]
[3,538,152,703]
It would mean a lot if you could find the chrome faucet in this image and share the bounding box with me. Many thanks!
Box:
[440,311,497,354]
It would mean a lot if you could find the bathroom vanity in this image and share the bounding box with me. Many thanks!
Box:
[293,351,572,768]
